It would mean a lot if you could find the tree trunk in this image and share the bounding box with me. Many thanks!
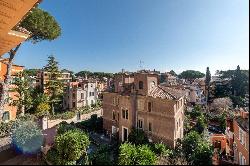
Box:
[0,44,21,120]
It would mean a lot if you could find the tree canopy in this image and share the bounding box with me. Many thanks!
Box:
[11,72,33,115]
[118,143,157,165]
[75,70,114,80]
[169,70,177,76]
[55,130,90,165]
[19,7,61,43]
[178,70,205,79]
[217,67,249,97]
[23,69,39,76]
[43,55,64,113]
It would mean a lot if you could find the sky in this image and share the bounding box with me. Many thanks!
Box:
[7,0,249,75]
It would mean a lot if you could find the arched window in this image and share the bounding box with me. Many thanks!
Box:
[139,81,143,89]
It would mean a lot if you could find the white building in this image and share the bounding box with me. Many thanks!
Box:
[63,80,98,110]
[185,84,206,105]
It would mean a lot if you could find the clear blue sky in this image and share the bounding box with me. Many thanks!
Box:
[8,0,249,75]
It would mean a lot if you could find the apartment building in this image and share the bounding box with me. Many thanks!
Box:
[103,70,186,148]
[36,70,72,91]
[233,109,249,165]
[0,60,24,121]
[63,79,98,110]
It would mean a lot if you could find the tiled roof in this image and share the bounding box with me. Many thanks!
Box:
[149,85,186,100]
[235,116,249,132]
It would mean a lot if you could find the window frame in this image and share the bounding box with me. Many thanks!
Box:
[148,122,152,132]
[112,111,116,120]
[137,118,144,129]
[139,81,144,89]
[148,102,152,112]
[125,110,129,120]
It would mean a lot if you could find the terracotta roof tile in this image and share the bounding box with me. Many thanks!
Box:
[149,85,186,100]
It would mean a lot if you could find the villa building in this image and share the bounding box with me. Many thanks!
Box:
[102,70,186,148]
[63,79,98,110]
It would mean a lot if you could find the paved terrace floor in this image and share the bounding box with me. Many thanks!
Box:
[0,154,43,165]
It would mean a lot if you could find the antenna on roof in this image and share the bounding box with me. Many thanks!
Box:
[139,60,144,70]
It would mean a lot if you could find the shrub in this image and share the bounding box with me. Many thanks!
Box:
[11,120,43,154]
[128,128,149,145]
[152,143,173,157]
[89,145,112,165]
[75,115,103,132]
[57,121,76,135]
[46,147,60,165]
[118,143,157,165]
[55,130,90,165]
[35,103,50,117]
[49,111,75,120]
[0,121,14,137]
[16,113,37,122]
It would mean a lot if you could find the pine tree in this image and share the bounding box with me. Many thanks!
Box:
[232,65,242,96]
[0,7,61,120]
[43,55,64,114]
[205,67,211,104]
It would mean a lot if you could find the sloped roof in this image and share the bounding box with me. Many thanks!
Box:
[149,85,186,100]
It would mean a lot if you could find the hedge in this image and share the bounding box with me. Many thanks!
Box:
[49,111,75,120]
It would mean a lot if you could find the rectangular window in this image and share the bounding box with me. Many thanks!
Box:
[73,93,76,99]
[149,122,152,132]
[72,102,76,108]
[139,81,143,89]
[117,97,119,105]
[239,129,244,145]
[113,97,116,105]
[89,92,92,96]
[148,102,152,112]
[123,127,128,142]
[81,93,84,99]
[125,110,128,119]
[122,109,125,119]
[112,111,115,120]
[137,119,143,129]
